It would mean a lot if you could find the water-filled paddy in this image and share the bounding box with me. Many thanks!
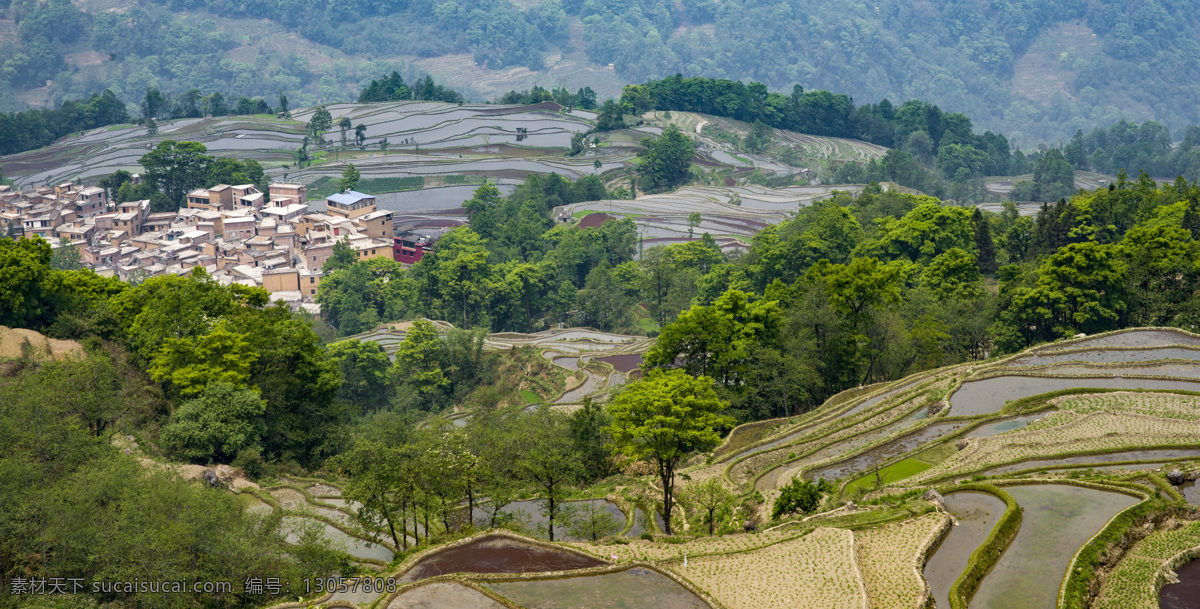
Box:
[553,357,579,371]
[309,483,342,496]
[485,567,709,609]
[755,408,929,491]
[557,371,603,403]
[1033,363,1200,378]
[627,507,649,538]
[593,353,642,374]
[981,448,1200,475]
[1042,330,1200,351]
[1010,347,1200,366]
[806,421,969,482]
[399,535,602,583]
[923,492,1007,609]
[840,379,925,418]
[387,581,506,609]
[469,499,624,541]
[329,583,386,606]
[1173,480,1200,505]
[970,485,1138,609]
[736,403,921,462]
[964,414,1045,438]
[281,517,394,562]
[1160,557,1200,609]
[948,376,1200,416]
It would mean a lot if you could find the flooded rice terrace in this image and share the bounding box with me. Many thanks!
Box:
[981,448,1200,475]
[387,582,506,609]
[969,485,1138,609]
[1010,347,1200,366]
[398,534,603,583]
[1161,558,1200,609]
[805,421,969,482]
[485,567,710,609]
[923,492,1008,609]
[948,376,1200,416]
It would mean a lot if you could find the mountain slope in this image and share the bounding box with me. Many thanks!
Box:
[1,0,1198,145]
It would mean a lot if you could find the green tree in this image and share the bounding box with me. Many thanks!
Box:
[139,140,213,210]
[323,236,358,273]
[391,320,448,405]
[141,87,165,119]
[645,289,780,387]
[771,477,831,519]
[327,339,391,413]
[161,382,267,463]
[743,120,772,153]
[607,369,733,535]
[147,322,258,397]
[574,261,634,331]
[329,440,407,549]
[814,257,905,320]
[922,248,984,301]
[637,125,695,192]
[338,116,352,148]
[972,207,998,275]
[567,501,622,541]
[355,124,367,146]
[569,397,615,482]
[338,163,361,193]
[308,106,333,146]
[680,476,734,535]
[429,228,492,327]
[518,407,583,541]
[0,236,53,328]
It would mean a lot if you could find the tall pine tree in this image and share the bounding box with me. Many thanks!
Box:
[1183,198,1200,241]
[972,207,998,275]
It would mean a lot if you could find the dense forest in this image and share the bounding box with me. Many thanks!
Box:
[2,0,1199,143]
[312,172,1200,420]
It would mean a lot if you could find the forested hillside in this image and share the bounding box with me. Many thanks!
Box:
[2,0,1198,143]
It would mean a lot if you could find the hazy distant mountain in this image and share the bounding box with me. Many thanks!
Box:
[2,0,1196,144]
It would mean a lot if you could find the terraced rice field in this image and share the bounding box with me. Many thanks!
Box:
[969,485,1138,609]
[558,184,868,242]
[923,492,1008,609]
[946,375,1200,417]
[387,582,506,609]
[679,527,867,609]
[855,513,949,609]
[0,101,626,189]
[398,534,602,583]
[256,328,1200,609]
[913,392,1200,482]
[486,568,710,609]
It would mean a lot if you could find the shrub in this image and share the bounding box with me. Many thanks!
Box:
[232,446,267,480]
[772,478,832,519]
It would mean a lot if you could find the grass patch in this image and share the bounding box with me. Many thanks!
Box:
[572,209,599,218]
[106,124,136,131]
[635,316,659,333]
[844,458,934,495]
[520,389,541,405]
[912,441,959,467]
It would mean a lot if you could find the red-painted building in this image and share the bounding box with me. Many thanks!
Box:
[394,235,433,265]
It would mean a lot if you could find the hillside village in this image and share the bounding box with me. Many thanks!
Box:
[0,180,439,314]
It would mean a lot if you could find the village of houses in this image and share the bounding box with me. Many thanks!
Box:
[0,179,436,315]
